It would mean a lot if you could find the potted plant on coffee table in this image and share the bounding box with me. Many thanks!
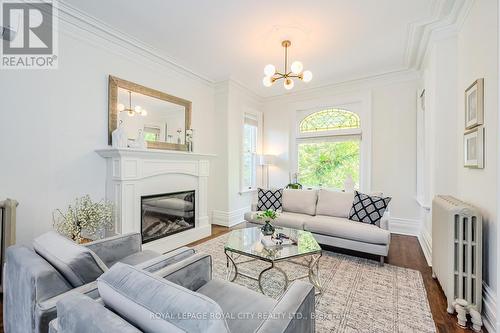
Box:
[257,209,278,235]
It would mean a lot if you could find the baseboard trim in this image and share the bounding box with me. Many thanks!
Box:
[482,282,497,333]
[212,207,249,227]
[389,217,421,236]
[418,228,432,266]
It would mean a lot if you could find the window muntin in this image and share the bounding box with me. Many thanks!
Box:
[299,108,360,133]
[242,114,258,190]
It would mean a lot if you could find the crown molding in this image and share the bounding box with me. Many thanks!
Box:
[405,0,474,70]
[54,0,213,87]
[263,68,420,103]
[28,1,474,99]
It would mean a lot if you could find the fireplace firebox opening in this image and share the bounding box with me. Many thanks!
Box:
[141,191,195,244]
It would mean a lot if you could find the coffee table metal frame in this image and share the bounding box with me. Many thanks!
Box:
[224,246,323,297]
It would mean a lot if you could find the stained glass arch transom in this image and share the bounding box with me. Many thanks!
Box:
[299,108,360,133]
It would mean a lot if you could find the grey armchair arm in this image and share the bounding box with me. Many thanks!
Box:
[83,233,142,267]
[256,280,315,333]
[153,252,212,291]
[49,293,140,333]
[35,246,195,332]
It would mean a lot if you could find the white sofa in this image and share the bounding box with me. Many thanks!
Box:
[244,189,391,263]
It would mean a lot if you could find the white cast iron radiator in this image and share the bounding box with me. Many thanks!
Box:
[432,195,482,313]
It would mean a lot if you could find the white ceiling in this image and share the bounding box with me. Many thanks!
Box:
[64,0,447,97]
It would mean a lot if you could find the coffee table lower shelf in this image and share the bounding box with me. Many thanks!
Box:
[224,249,323,297]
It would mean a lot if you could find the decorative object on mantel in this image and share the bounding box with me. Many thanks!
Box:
[136,129,147,149]
[53,195,113,243]
[186,128,194,152]
[111,120,127,148]
[465,79,484,129]
[176,128,182,144]
[257,209,278,235]
[108,75,191,151]
[262,40,312,90]
[464,126,484,168]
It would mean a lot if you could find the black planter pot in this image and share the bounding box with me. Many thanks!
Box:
[261,220,275,235]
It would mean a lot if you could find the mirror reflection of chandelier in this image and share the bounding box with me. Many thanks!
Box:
[117,91,147,117]
[263,40,312,90]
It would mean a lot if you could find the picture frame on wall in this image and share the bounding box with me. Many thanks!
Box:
[464,126,484,169]
[465,78,484,129]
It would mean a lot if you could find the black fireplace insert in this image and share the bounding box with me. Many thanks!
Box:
[141,191,195,244]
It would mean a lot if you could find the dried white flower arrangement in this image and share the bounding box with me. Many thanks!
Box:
[53,195,113,243]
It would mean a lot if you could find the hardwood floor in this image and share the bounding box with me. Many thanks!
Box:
[0,226,481,333]
[189,225,481,333]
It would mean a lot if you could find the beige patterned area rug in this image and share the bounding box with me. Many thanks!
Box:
[194,233,436,333]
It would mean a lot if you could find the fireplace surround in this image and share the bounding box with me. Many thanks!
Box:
[96,148,213,253]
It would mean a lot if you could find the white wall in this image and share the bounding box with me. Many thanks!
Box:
[419,0,499,329]
[456,0,498,293]
[212,80,263,226]
[262,73,422,229]
[0,20,217,245]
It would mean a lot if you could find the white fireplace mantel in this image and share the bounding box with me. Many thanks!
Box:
[96,147,215,253]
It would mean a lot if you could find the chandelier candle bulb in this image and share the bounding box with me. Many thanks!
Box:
[302,70,313,83]
[262,40,312,90]
[284,78,294,90]
[262,76,273,87]
[291,61,303,74]
[264,64,276,77]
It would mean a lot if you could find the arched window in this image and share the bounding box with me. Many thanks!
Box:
[299,108,360,133]
[296,108,361,190]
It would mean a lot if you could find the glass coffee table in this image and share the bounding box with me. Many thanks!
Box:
[224,227,322,296]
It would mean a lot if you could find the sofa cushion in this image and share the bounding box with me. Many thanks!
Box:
[257,188,283,211]
[304,216,391,245]
[197,278,275,333]
[282,189,318,216]
[316,190,354,218]
[244,211,309,230]
[348,191,392,225]
[33,231,108,287]
[97,263,230,333]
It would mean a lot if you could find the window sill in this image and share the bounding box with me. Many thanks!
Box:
[239,188,257,195]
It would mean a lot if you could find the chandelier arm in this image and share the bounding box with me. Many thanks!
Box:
[284,42,288,75]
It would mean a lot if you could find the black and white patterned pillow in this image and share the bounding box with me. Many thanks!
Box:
[257,188,283,211]
[348,191,391,226]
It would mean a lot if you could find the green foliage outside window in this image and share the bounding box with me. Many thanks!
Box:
[298,140,360,189]
[144,132,157,141]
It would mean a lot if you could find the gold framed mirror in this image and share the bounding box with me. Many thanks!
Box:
[108,75,192,151]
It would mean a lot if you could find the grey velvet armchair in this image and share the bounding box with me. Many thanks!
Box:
[3,232,195,333]
[48,253,316,333]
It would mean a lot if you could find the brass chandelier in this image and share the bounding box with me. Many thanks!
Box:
[263,40,312,90]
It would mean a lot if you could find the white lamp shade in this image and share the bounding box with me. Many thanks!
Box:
[259,154,277,166]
